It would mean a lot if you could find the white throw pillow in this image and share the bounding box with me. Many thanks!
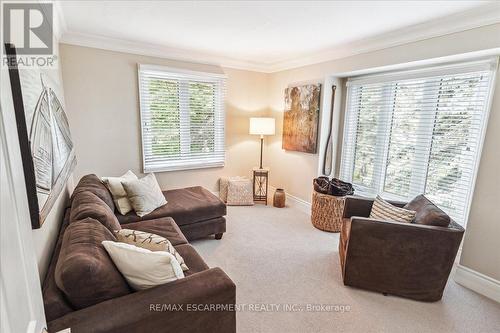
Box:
[102,241,184,291]
[227,178,254,206]
[102,170,138,215]
[121,173,167,217]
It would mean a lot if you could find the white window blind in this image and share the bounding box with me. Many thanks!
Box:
[340,59,497,226]
[138,65,226,172]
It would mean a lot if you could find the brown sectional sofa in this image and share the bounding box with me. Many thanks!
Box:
[43,175,235,333]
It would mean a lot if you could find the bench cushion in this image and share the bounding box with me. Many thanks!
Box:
[117,186,226,226]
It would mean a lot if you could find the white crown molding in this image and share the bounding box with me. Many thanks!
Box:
[53,0,68,41]
[59,31,271,72]
[59,3,500,73]
[269,2,500,72]
[454,264,500,303]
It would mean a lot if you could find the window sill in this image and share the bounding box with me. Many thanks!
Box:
[144,161,225,173]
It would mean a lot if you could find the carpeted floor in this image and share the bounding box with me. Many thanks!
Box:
[191,204,500,333]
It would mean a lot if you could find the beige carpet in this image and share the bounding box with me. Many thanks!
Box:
[191,204,500,333]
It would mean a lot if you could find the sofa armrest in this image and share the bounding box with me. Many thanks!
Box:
[342,217,464,301]
[343,196,373,218]
[48,267,236,333]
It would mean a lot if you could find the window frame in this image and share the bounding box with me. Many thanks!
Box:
[138,64,227,173]
[339,58,498,225]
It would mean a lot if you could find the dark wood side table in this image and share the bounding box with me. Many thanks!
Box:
[253,167,269,205]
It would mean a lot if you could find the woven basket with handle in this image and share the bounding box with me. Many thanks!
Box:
[311,190,346,232]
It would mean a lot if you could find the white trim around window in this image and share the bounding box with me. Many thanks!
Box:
[339,58,498,226]
[138,64,227,172]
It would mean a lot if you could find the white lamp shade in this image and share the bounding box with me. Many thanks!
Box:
[249,117,275,136]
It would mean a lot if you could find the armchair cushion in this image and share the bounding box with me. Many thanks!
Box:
[404,195,450,227]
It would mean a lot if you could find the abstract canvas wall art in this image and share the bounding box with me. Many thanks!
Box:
[5,44,76,229]
[282,83,321,153]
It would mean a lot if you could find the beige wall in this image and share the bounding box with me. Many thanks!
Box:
[266,23,500,282]
[459,67,500,280]
[59,44,269,192]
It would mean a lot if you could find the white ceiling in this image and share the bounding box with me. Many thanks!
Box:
[58,1,500,72]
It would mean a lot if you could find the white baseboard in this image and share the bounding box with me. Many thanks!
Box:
[454,264,500,303]
[269,186,311,215]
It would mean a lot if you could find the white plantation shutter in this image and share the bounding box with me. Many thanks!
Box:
[138,65,226,172]
[340,59,497,226]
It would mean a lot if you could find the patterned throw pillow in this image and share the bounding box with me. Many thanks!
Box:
[121,173,167,217]
[115,229,188,271]
[227,179,254,206]
[369,195,416,223]
[219,176,246,203]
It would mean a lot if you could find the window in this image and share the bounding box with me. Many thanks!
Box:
[138,65,226,172]
[340,60,497,226]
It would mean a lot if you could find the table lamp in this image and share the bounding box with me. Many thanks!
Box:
[249,117,275,169]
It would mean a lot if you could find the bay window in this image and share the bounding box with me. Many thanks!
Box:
[340,59,497,226]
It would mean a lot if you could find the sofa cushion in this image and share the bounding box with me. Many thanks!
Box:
[404,195,451,227]
[70,191,121,232]
[42,209,74,322]
[72,174,115,212]
[117,186,226,226]
[55,218,131,309]
[120,217,188,246]
[174,244,209,277]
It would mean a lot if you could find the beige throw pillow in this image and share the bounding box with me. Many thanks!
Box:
[115,229,188,271]
[102,241,184,291]
[121,173,167,217]
[370,195,416,223]
[102,170,138,215]
[219,176,246,203]
[227,178,254,206]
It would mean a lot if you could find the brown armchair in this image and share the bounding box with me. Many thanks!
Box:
[339,196,464,302]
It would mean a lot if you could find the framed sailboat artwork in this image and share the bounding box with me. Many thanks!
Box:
[4,44,76,229]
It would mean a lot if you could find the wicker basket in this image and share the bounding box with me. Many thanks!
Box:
[311,190,346,232]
